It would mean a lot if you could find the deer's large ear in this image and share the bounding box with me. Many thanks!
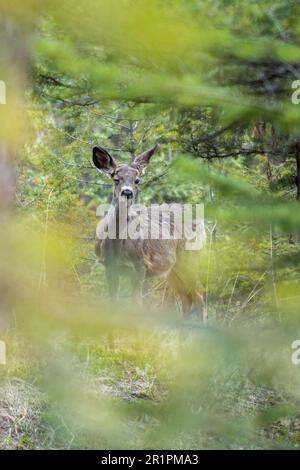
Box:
[133,143,160,174]
[92,146,117,175]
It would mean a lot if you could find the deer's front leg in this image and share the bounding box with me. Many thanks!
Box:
[130,264,146,307]
[105,263,119,301]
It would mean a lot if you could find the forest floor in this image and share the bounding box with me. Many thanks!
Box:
[1,323,300,450]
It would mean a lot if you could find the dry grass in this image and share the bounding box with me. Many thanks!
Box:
[0,380,46,449]
[1,323,300,449]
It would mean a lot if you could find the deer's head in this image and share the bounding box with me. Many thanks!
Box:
[92,144,160,203]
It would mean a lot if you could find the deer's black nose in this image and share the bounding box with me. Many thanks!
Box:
[121,189,133,199]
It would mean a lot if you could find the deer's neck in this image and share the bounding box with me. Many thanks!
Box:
[111,195,137,238]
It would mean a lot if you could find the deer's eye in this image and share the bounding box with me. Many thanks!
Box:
[113,179,120,184]
[135,178,140,184]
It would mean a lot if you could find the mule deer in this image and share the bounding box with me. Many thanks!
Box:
[93,144,206,319]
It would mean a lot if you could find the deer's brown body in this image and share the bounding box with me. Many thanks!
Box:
[93,144,206,319]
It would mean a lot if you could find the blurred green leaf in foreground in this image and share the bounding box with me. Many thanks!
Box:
[1,0,300,450]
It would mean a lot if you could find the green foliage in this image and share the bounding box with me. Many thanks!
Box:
[1,0,300,450]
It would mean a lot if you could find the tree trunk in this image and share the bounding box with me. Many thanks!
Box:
[0,18,28,332]
[0,19,27,217]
